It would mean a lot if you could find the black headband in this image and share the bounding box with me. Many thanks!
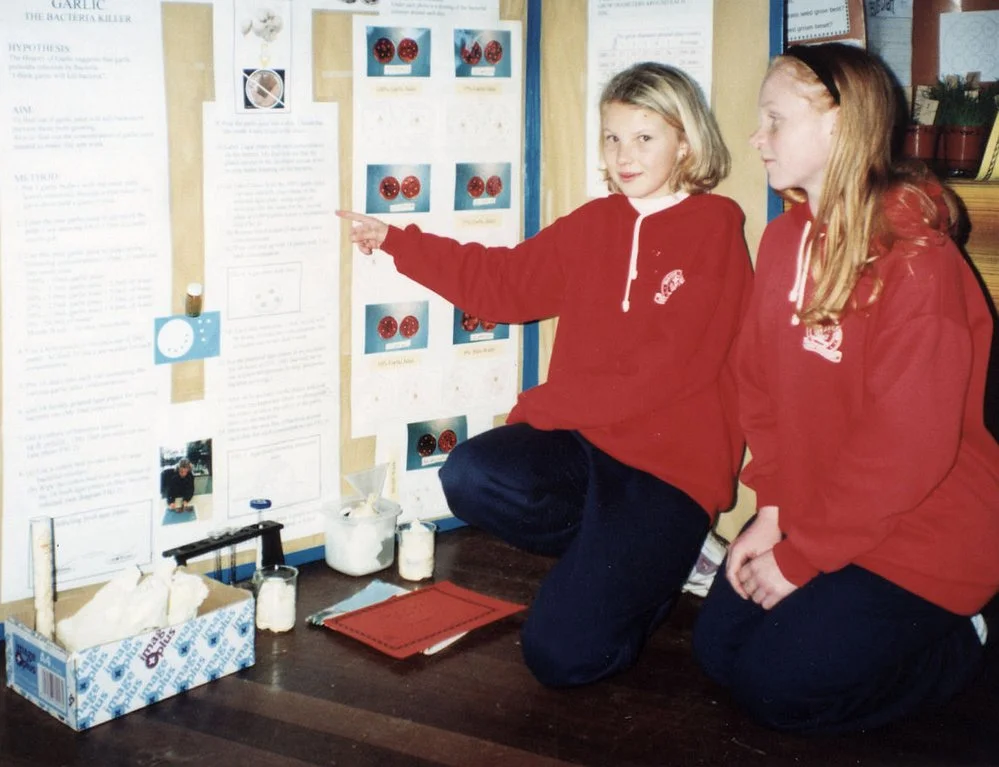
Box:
[784,45,841,104]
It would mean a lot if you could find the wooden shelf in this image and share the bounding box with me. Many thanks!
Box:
[949,180,999,308]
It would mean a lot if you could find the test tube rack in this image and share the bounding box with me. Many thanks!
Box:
[162,520,286,584]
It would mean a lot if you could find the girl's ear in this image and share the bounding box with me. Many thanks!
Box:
[824,105,840,137]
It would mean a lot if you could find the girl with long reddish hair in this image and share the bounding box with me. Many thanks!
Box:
[693,42,999,733]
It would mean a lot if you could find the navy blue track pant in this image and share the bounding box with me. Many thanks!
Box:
[439,423,710,687]
[693,554,984,734]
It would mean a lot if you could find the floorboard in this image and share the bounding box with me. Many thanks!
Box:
[2,527,997,766]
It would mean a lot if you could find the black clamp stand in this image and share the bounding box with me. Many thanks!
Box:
[162,520,286,583]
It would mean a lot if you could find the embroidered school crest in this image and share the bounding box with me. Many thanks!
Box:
[654,269,685,305]
[802,323,843,363]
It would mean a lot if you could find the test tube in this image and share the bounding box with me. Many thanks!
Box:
[250,498,273,569]
[30,517,56,640]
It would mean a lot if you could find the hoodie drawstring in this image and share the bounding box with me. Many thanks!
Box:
[621,213,646,312]
[788,220,812,326]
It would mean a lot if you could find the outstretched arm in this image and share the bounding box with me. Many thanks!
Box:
[339,206,573,323]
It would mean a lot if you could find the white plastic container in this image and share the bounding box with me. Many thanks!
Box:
[324,464,402,576]
[324,497,402,576]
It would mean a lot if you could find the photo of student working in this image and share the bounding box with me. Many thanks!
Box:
[159,441,214,526]
[163,457,195,511]
[340,61,754,688]
[692,43,999,735]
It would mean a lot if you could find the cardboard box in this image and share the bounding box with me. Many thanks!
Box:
[4,574,255,731]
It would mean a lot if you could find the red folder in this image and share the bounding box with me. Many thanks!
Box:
[322,580,526,659]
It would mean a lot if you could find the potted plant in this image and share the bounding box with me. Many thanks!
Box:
[896,85,941,165]
[930,76,999,177]
[899,118,940,164]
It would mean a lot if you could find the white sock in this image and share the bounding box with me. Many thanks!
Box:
[971,613,988,645]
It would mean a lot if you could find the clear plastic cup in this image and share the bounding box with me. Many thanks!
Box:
[252,564,298,632]
[397,521,437,581]
[325,498,402,575]
[324,463,402,576]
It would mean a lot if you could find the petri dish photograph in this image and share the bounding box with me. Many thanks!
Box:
[245,69,284,109]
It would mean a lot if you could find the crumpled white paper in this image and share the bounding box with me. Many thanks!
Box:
[55,562,210,652]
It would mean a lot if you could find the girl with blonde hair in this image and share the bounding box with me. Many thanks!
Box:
[341,61,753,687]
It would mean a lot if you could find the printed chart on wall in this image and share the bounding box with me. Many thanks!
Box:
[787,0,851,42]
[202,0,340,546]
[0,2,173,603]
[865,0,912,89]
[0,0,341,604]
[584,0,714,199]
[350,11,522,521]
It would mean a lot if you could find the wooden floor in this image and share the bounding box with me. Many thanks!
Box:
[2,526,998,766]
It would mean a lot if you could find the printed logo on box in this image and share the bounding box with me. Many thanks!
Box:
[140,628,176,669]
[14,639,37,675]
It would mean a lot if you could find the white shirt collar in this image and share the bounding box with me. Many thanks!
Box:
[628,191,689,216]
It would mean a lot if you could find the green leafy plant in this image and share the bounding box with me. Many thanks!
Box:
[930,75,999,127]
[978,82,999,128]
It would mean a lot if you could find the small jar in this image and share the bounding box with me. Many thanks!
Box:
[253,564,298,632]
[185,282,204,317]
[397,520,436,581]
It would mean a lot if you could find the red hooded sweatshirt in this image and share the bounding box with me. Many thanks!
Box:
[739,186,999,614]
[381,192,753,518]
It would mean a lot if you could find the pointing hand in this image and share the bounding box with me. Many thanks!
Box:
[337,210,389,255]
